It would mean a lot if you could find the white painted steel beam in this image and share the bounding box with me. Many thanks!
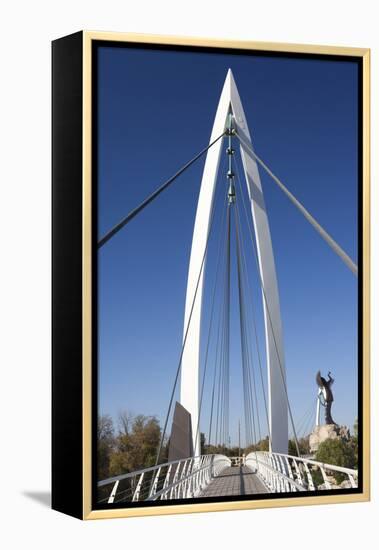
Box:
[179,73,231,456]
[180,69,288,455]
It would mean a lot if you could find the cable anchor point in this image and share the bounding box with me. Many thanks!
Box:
[226,114,236,204]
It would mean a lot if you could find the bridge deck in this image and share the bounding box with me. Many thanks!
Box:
[201,466,268,497]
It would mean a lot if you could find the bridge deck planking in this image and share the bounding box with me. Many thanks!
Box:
[200,465,268,497]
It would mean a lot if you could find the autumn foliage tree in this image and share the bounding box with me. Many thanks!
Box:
[97,414,115,480]
[288,436,310,456]
[109,413,161,477]
[245,436,270,455]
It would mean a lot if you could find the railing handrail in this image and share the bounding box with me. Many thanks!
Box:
[247,451,358,493]
[98,453,231,503]
[253,451,358,477]
[98,453,228,487]
[246,453,305,491]
[148,458,214,500]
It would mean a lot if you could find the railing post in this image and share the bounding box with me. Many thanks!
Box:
[303,462,315,490]
[211,455,216,477]
[284,456,293,478]
[284,456,296,492]
[148,467,161,499]
[132,472,145,502]
[245,451,358,494]
[177,459,189,499]
[319,466,332,490]
[348,473,358,488]
[278,455,289,491]
[107,480,119,504]
[161,464,172,500]
[291,457,305,487]
[170,461,182,499]
[269,453,277,491]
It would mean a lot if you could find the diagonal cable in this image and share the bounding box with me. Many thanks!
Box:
[154,171,222,465]
[194,193,228,449]
[235,210,258,447]
[235,133,357,276]
[235,182,301,456]
[234,158,272,445]
[98,132,226,248]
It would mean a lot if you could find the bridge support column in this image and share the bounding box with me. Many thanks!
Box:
[180,69,288,455]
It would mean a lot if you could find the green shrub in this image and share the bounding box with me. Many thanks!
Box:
[315,438,355,484]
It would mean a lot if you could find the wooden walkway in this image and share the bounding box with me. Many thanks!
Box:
[200,466,268,497]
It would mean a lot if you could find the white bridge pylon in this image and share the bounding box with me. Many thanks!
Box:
[180,69,288,455]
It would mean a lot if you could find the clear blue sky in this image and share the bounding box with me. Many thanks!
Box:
[97,45,358,446]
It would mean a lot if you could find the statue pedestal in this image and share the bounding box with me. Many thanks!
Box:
[309,424,350,454]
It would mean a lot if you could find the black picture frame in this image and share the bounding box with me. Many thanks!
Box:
[52,31,370,520]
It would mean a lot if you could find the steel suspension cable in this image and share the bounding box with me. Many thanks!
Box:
[214,318,223,445]
[299,409,315,439]
[194,193,228,450]
[224,206,231,447]
[209,285,226,447]
[245,335,262,442]
[217,215,228,446]
[211,198,230,447]
[233,176,272,446]
[241,275,256,446]
[208,290,224,446]
[236,162,272,443]
[98,132,226,248]
[235,211,258,447]
[300,400,319,439]
[235,208,252,445]
[215,206,231,447]
[235,133,357,276]
[237,232,262,444]
[296,396,318,437]
[206,161,230,448]
[235,179,301,456]
[215,309,226,446]
[154,176,221,465]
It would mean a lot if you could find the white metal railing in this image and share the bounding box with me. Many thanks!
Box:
[246,451,358,492]
[97,454,231,503]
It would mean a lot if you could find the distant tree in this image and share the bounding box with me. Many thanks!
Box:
[351,418,359,469]
[228,446,241,457]
[109,414,161,476]
[243,436,270,456]
[97,414,115,480]
[159,435,170,463]
[257,437,270,452]
[118,410,133,435]
[204,443,229,456]
[288,436,310,457]
[353,418,358,437]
